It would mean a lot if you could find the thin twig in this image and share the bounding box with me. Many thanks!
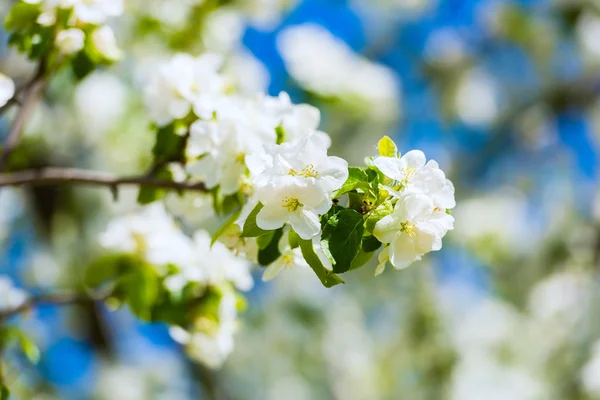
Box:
[0,167,208,192]
[0,291,110,320]
[0,61,48,170]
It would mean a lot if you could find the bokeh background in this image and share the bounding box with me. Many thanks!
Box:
[2,0,600,399]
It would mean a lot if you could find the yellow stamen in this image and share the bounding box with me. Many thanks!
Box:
[282,197,302,211]
[235,152,246,163]
[400,221,417,237]
[289,164,318,178]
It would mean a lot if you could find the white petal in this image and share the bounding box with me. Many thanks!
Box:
[318,156,349,193]
[0,74,15,108]
[415,227,437,254]
[373,215,399,244]
[262,260,286,281]
[289,209,321,240]
[256,204,288,231]
[400,150,426,169]
[397,194,434,222]
[374,156,403,180]
[169,326,191,344]
[389,235,419,269]
[375,246,390,276]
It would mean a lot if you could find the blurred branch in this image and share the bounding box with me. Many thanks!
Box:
[0,61,48,171]
[0,291,110,320]
[0,167,208,193]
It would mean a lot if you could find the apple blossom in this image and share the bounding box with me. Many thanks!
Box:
[98,204,194,269]
[262,230,309,281]
[169,291,238,368]
[55,28,85,55]
[91,26,121,60]
[144,53,225,126]
[373,194,454,270]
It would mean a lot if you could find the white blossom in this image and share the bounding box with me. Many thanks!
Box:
[98,204,194,270]
[262,230,308,281]
[169,291,238,368]
[374,150,456,210]
[186,115,270,195]
[374,194,454,270]
[277,23,400,121]
[91,26,121,60]
[250,136,348,239]
[190,231,253,292]
[55,28,85,55]
[144,53,226,126]
[0,73,15,108]
[0,276,28,311]
[72,0,124,24]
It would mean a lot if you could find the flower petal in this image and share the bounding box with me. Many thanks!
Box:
[400,150,426,169]
[373,215,399,244]
[262,260,286,281]
[256,204,288,231]
[374,156,403,180]
[397,194,434,222]
[318,156,349,192]
[289,209,321,240]
[389,234,419,269]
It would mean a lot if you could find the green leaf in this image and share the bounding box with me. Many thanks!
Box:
[5,3,41,32]
[120,264,160,321]
[288,230,300,249]
[71,51,96,81]
[16,333,40,364]
[152,123,184,160]
[298,238,345,288]
[334,167,370,198]
[378,136,397,157]
[256,230,275,250]
[257,228,283,266]
[321,208,365,273]
[0,384,9,400]
[362,235,382,253]
[211,208,242,245]
[137,167,173,205]
[85,254,139,288]
[365,200,394,233]
[241,203,269,238]
[350,248,376,271]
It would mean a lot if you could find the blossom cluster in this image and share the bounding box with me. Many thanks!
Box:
[372,147,455,273]
[98,204,252,368]
[141,53,455,281]
[277,23,401,121]
[8,0,123,62]
[93,52,455,367]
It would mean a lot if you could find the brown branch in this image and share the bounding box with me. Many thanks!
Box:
[0,167,208,192]
[0,61,48,170]
[0,291,110,320]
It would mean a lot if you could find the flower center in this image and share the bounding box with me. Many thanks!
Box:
[400,221,417,237]
[283,253,295,265]
[289,164,318,178]
[282,197,302,211]
[235,152,246,163]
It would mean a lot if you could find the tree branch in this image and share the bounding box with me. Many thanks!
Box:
[0,167,208,192]
[0,291,110,320]
[0,62,48,170]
